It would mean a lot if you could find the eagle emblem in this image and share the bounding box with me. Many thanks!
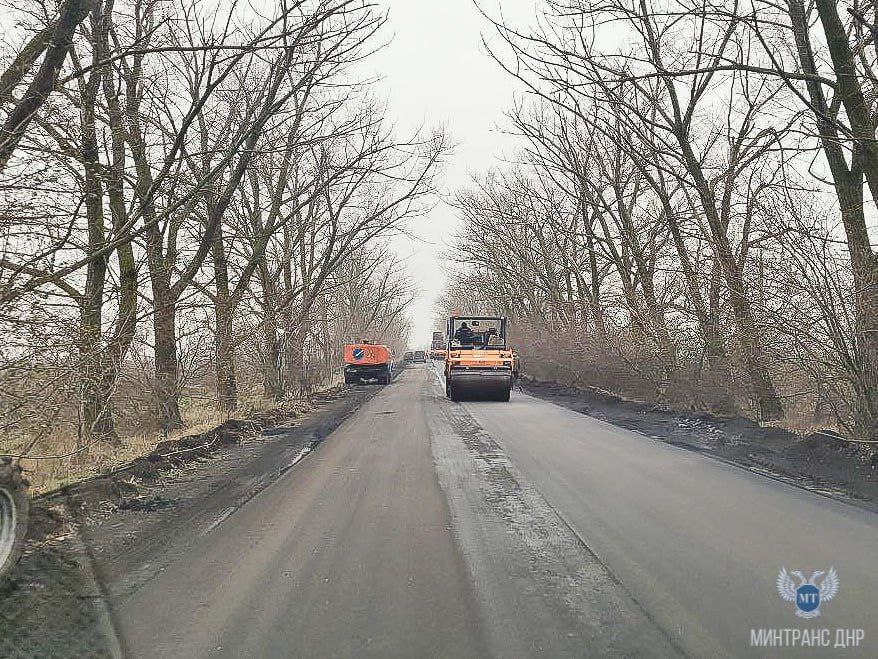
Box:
[777,567,839,619]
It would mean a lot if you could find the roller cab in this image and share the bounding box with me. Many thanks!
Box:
[444,316,514,401]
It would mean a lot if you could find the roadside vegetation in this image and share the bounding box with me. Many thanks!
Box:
[441,0,878,447]
[0,0,441,490]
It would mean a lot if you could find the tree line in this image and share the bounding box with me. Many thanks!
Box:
[443,0,877,441]
[0,0,442,463]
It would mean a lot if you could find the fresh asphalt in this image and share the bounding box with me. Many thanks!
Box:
[463,382,878,656]
[113,366,877,657]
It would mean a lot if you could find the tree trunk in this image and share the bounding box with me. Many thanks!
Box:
[152,283,183,430]
[214,301,237,414]
[102,15,138,403]
[285,322,308,396]
[658,185,724,365]
[585,232,606,338]
[78,18,114,445]
[670,128,783,419]
[836,181,878,438]
[720,246,783,420]
[287,338,305,396]
[259,264,283,400]
[211,224,237,413]
[706,228,780,420]
[706,258,725,368]
[79,307,114,444]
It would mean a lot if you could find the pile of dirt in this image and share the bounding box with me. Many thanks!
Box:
[52,394,338,513]
[522,378,878,510]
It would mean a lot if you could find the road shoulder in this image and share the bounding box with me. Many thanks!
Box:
[522,378,878,512]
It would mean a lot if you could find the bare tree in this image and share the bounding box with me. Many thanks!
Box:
[0,0,432,484]
[479,0,795,418]
[0,0,92,170]
[739,0,878,438]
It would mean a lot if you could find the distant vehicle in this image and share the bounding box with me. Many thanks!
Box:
[430,330,447,360]
[445,316,514,401]
[412,350,427,363]
[403,351,414,362]
[344,342,393,384]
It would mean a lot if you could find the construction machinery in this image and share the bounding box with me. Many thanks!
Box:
[0,458,28,584]
[430,331,447,360]
[343,341,394,384]
[444,316,515,401]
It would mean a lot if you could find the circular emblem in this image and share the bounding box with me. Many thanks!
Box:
[796,584,820,614]
[352,347,365,360]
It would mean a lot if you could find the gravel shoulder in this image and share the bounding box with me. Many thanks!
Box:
[0,384,379,657]
[521,378,878,511]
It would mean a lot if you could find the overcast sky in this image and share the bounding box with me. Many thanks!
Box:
[363,1,536,347]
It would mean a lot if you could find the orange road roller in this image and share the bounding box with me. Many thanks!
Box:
[444,316,515,401]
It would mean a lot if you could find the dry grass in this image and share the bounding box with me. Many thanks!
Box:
[4,370,343,495]
[513,321,840,436]
[17,399,268,495]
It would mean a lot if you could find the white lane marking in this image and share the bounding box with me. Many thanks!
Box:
[201,506,236,537]
[199,442,318,537]
[285,442,316,471]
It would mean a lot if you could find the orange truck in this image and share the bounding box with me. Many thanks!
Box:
[343,342,394,385]
[444,316,515,401]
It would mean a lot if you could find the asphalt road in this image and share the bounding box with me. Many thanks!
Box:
[115,368,488,657]
[461,378,878,656]
[113,366,877,657]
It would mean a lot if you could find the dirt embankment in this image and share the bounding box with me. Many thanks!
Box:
[521,378,878,510]
[0,383,381,657]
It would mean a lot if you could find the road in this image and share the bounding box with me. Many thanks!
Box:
[113,366,877,657]
[462,379,878,656]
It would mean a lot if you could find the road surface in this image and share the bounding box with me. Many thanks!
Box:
[113,366,877,657]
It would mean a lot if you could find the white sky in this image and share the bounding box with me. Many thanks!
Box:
[363,1,536,348]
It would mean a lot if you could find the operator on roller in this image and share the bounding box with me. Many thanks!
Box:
[454,322,475,345]
[444,315,514,402]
